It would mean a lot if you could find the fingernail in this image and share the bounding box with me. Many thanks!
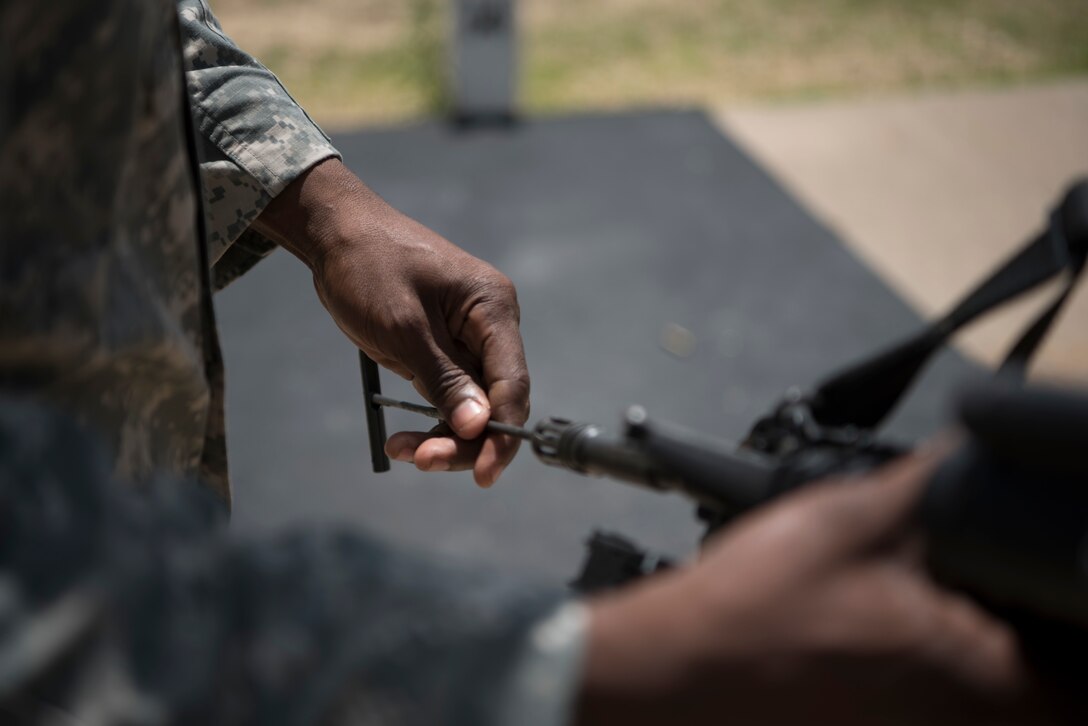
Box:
[428,459,450,472]
[392,449,413,463]
[451,398,488,433]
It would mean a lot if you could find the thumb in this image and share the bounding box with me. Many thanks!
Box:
[408,334,491,440]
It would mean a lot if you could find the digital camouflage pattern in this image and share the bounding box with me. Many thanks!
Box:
[0,1,585,723]
[179,0,341,288]
[0,0,338,505]
[0,397,579,725]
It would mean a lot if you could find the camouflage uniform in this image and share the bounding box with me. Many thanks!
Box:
[0,0,584,723]
[0,397,584,725]
[1,0,338,505]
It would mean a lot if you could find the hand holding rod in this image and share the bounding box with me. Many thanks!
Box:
[361,353,776,513]
[359,349,534,472]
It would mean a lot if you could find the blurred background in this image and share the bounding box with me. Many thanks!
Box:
[214,0,1087,128]
[211,0,1088,582]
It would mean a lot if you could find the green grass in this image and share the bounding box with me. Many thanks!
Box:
[212,0,1088,127]
[525,0,1088,112]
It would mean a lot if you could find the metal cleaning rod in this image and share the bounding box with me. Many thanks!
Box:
[370,394,533,440]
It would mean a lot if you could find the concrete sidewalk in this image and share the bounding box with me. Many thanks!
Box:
[716,80,1088,383]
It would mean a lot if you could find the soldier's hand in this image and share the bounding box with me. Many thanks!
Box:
[254,159,528,487]
[577,449,1054,725]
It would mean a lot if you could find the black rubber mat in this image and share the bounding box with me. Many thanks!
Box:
[215,109,978,580]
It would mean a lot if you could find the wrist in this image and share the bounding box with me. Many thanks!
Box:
[251,158,389,273]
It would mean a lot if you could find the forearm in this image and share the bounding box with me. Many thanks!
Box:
[250,157,400,273]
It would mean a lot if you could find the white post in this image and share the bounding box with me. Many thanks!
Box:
[450,0,517,124]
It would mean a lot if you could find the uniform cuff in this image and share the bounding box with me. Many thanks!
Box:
[495,601,588,726]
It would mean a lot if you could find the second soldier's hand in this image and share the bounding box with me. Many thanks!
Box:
[576,451,1050,725]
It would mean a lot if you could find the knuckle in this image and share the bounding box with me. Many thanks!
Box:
[491,272,517,299]
[496,375,531,412]
[495,276,520,316]
[421,363,471,403]
[508,288,522,323]
[508,370,531,401]
[482,375,530,425]
[473,271,518,313]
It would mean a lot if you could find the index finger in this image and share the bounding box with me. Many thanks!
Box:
[459,304,530,487]
[478,326,530,487]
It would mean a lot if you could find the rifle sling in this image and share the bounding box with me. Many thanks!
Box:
[810,184,1088,430]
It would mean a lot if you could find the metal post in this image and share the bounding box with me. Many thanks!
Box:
[450,0,517,125]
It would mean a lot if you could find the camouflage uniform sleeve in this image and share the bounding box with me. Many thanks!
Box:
[0,397,587,726]
[176,0,341,289]
[492,602,588,726]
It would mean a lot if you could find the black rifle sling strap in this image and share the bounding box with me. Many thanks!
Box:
[999,216,1086,376]
[809,180,1088,430]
